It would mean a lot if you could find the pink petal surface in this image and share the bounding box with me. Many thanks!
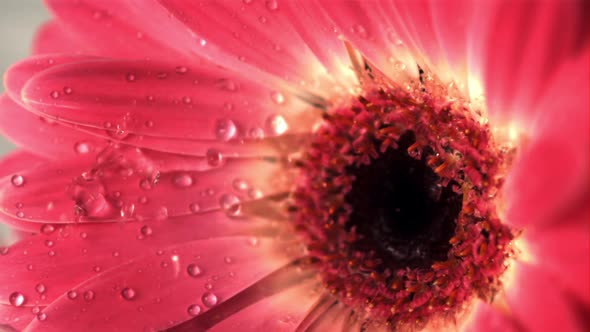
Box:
[0,95,106,160]
[21,58,312,140]
[0,303,42,332]
[505,262,585,332]
[463,302,520,332]
[205,280,320,332]
[504,47,589,229]
[477,1,588,122]
[0,153,287,223]
[31,20,83,56]
[0,212,276,307]
[22,236,295,331]
[45,0,186,61]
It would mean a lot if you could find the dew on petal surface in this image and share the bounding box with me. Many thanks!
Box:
[201,292,218,308]
[9,292,26,306]
[121,287,136,300]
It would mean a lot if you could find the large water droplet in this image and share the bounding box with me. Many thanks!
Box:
[74,141,92,155]
[206,149,224,167]
[173,173,194,188]
[220,194,242,216]
[140,225,153,237]
[50,90,60,99]
[201,292,218,307]
[266,114,289,135]
[11,174,24,187]
[187,304,202,316]
[187,264,203,277]
[121,287,136,300]
[41,224,55,234]
[215,119,237,142]
[67,290,78,300]
[9,292,26,306]
[37,312,47,321]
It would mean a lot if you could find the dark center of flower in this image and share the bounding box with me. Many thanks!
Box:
[345,131,462,270]
[291,65,517,330]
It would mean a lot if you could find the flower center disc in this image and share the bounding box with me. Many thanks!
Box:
[291,66,516,330]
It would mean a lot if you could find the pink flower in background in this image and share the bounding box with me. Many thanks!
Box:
[0,0,588,331]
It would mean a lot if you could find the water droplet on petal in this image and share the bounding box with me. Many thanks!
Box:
[189,203,201,213]
[63,86,73,95]
[45,240,54,247]
[16,211,25,218]
[215,78,238,92]
[126,73,136,82]
[35,283,46,294]
[37,312,47,321]
[11,175,24,187]
[175,66,188,74]
[232,178,249,191]
[352,24,368,39]
[121,287,136,300]
[187,264,203,277]
[270,91,285,104]
[265,0,279,11]
[41,224,55,234]
[67,290,78,300]
[206,149,224,167]
[182,96,192,104]
[50,90,60,99]
[74,141,92,154]
[224,256,233,264]
[266,114,289,135]
[84,290,95,301]
[140,225,153,236]
[187,304,202,316]
[220,194,242,216]
[173,173,194,188]
[9,292,25,306]
[215,119,237,142]
[201,292,218,307]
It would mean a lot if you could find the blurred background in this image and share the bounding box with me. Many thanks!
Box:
[0,1,49,244]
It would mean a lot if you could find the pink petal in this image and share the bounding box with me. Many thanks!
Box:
[463,301,520,332]
[206,280,320,332]
[45,0,185,61]
[0,212,275,307]
[0,154,287,223]
[23,236,296,331]
[155,0,332,86]
[4,54,99,108]
[505,47,589,229]
[523,207,590,304]
[32,20,83,55]
[0,95,107,160]
[504,262,584,332]
[21,59,312,141]
[476,1,588,122]
[0,303,41,331]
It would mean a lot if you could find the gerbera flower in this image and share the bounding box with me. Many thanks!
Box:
[0,0,588,331]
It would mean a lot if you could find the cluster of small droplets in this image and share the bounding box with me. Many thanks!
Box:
[292,70,516,329]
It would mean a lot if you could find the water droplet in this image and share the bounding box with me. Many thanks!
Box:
[31,306,40,314]
[45,240,55,247]
[9,292,25,306]
[112,251,120,257]
[84,290,95,301]
[16,211,25,218]
[175,66,188,74]
[189,203,201,213]
[259,16,268,24]
[249,127,265,139]
[224,256,233,264]
[67,290,78,300]
[187,304,202,316]
[140,225,153,236]
[11,174,24,187]
[121,287,136,300]
[199,39,207,46]
[50,90,60,99]
[35,283,46,294]
[37,312,47,321]
[126,73,136,82]
[27,264,34,271]
[266,114,289,135]
[182,96,192,104]
[173,173,194,188]
[215,119,237,141]
[232,178,249,191]
[248,237,259,247]
[63,86,73,95]
[187,264,203,277]
[80,232,88,239]
[215,78,238,92]
[243,0,253,4]
[0,247,9,255]
[41,224,55,234]
[265,0,279,11]
[206,149,224,167]
[48,250,56,257]
[201,292,218,307]
[270,91,285,104]
[74,141,92,154]
[93,266,101,273]
[352,24,368,39]
[220,194,242,216]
